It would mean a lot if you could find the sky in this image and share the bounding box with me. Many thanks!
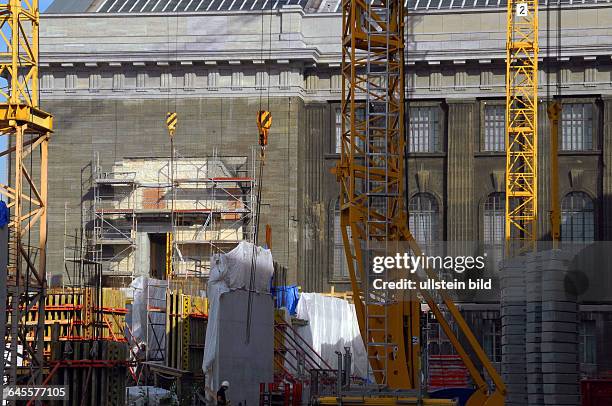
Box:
[0,0,55,187]
[41,0,53,11]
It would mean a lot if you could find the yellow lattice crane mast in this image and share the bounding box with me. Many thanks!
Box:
[338,0,419,390]
[0,0,53,388]
[505,0,539,252]
[326,1,505,404]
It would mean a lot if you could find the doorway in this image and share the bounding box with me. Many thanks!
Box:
[149,233,167,280]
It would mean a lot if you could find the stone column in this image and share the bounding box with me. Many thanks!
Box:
[298,102,329,291]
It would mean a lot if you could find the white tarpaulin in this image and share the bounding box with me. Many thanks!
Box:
[202,241,274,397]
[129,276,167,360]
[295,292,368,379]
[126,386,177,406]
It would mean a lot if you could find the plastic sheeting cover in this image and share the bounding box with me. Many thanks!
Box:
[126,386,177,406]
[202,241,274,393]
[272,285,299,315]
[295,292,368,378]
[0,201,8,228]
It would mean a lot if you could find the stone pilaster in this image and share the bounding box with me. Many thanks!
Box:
[538,102,552,240]
[602,97,612,240]
[298,102,330,291]
[446,100,477,241]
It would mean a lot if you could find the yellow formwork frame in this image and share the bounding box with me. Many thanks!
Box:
[505,0,539,251]
[166,231,173,278]
[0,0,53,386]
[181,294,191,371]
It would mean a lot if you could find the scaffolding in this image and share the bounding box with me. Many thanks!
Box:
[89,158,137,279]
[60,148,252,386]
[82,148,257,284]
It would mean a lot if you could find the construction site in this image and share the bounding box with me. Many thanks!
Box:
[0,0,611,405]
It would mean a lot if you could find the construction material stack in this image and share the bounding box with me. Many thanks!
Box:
[502,250,581,406]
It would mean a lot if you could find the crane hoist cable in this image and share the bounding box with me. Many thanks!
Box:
[165,111,177,279]
[246,0,275,344]
[164,8,180,279]
[256,0,274,163]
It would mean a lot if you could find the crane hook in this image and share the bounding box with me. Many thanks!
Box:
[257,110,272,160]
[166,112,178,138]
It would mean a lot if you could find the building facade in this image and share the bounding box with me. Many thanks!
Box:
[42,0,612,287]
[40,0,612,381]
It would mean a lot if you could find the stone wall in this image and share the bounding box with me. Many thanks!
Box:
[47,96,300,282]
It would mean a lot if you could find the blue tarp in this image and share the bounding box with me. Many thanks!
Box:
[0,201,8,228]
[272,285,299,315]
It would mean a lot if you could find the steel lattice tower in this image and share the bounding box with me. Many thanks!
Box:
[337,1,507,401]
[505,0,539,251]
[339,0,420,389]
[0,0,53,390]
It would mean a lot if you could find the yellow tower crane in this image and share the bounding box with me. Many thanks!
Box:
[321,1,506,405]
[505,0,539,252]
[0,0,53,388]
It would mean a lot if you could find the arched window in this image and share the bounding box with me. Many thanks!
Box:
[333,200,349,280]
[561,192,595,242]
[483,192,505,262]
[408,193,439,246]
